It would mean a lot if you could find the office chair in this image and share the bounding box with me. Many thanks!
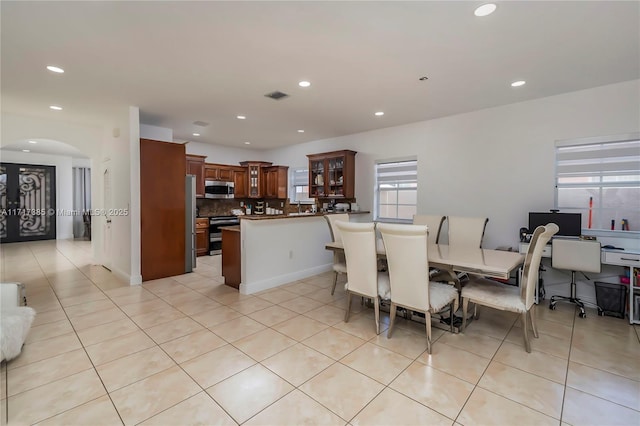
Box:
[549,238,603,318]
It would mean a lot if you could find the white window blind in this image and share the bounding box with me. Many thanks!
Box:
[290,168,310,202]
[556,136,640,232]
[375,159,418,222]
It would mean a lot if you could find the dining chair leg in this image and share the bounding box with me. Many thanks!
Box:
[473,304,480,320]
[521,312,531,353]
[345,291,352,322]
[461,297,469,332]
[331,272,338,295]
[449,302,455,333]
[529,307,539,338]
[387,303,397,338]
[374,297,381,335]
[425,312,432,354]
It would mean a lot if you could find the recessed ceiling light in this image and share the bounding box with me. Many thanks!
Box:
[49,105,62,110]
[297,130,305,133]
[374,111,384,116]
[244,141,251,145]
[474,3,497,17]
[192,133,200,136]
[22,149,30,153]
[28,140,37,144]
[237,115,246,120]
[298,81,311,87]
[511,80,526,87]
[46,65,64,73]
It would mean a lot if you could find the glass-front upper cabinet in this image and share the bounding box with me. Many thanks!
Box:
[307,150,356,198]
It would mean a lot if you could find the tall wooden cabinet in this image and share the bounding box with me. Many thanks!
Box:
[240,161,273,198]
[185,154,206,198]
[307,150,356,198]
[263,166,289,199]
[232,167,248,199]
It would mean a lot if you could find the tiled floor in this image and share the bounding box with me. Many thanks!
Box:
[1,240,639,425]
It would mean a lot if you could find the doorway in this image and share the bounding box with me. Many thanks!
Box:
[0,163,57,243]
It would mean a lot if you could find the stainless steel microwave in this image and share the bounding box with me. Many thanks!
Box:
[205,180,235,199]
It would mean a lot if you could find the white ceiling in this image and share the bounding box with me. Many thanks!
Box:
[2,1,638,150]
[1,139,89,159]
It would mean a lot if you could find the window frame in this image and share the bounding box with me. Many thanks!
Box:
[289,167,314,204]
[374,157,418,223]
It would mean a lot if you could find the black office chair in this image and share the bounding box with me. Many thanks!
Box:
[549,238,603,318]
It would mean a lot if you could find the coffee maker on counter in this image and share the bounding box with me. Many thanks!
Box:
[254,201,265,215]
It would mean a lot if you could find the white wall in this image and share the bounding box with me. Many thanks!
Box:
[266,80,640,250]
[0,150,74,239]
[184,141,263,165]
[140,124,173,142]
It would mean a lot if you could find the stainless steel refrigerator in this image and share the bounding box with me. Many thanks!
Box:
[185,175,196,272]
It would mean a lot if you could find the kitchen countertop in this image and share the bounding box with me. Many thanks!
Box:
[240,211,370,220]
[219,225,240,232]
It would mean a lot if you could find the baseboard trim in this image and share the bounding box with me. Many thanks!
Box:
[110,266,142,286]
[240,263,333,295]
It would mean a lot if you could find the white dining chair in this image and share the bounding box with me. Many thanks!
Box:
[325,214,350,295]
[336,221,391,335]
[412,214,446,244]
[460,223,559,352]
[378,223,459,354]
[447,216,489,248]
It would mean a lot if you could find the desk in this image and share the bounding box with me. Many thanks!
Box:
[326,241,524,281]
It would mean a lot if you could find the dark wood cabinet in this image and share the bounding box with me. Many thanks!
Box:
[196,218,209,256]
[204,163,233,181]
[186,154,206,198]
[307,150,357,198]
[232,167,248,199]
[263,166,289,199]
[239,161,273,198]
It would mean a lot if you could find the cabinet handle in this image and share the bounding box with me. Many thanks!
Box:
[620,258,639,262]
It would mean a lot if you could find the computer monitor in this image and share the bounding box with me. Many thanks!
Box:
[528,212,582,237]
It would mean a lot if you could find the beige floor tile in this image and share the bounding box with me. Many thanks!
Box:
[69,306,127,331]
[479,361,565,419]
[272,315,329,341]
[504,325,572,359]
[567,361,640,411]
[28,298,63,314]
[24,318,74,344]
[96,346,176,392]
[457,387,558,426]
[76,318,140,346]
[416,341,491,384]
[7,332,82,369]
[110,366,201,425]
[300,363,384,421]
[569,344,640,381]
[211,291,254,306]
[8,348,93,396]
[209,316,267,342]
[369,326,430,359]
[191,306,244,327]
[160,289,204,306]
[63,299,118,318]
[303,328,366,360]
[532,301,576,324]
[145,316,205,344]
[130,306,186,329]
[562,387,640,426]
[389,361,474,419]
[513,315,574,340]
[140,392,236,426]
[227,297,274,314]
[255,288,299,304]
[248,305,299,327]
[277,295,325,314]
[58,291,108,307]
[333,312,389,340]
[233,328,297,361]
[118,298,171,317]
[244,389,344,426]
[110,289,158,306]
[494,341,568,384]
[352,387,452,426]
[181,344,256,388]
[572,327,639,358]
[160,329,227,364]
[437,330,503,359]
[31,308,67,327]
[172,296,222,316]
[262,344,334,386]
[84,330,156,366]
[306,287,347,304]
[463,314,514,340]
[36,395,122,426]
[282,282,320,296]
[207,364,294,423]
[304,305,348,326]
[7,369,106,425]
[341,342,412,385]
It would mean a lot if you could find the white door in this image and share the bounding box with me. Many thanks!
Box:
[103,165,112,271]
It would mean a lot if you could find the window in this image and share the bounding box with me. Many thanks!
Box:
[375,159,417,222]
[290,167,310,202]
[555,134,640,232]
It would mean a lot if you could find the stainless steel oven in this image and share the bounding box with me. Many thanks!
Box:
[209,215,240,255]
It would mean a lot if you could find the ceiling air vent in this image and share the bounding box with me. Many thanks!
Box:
[193,121,210,127]
[264,91,289,100]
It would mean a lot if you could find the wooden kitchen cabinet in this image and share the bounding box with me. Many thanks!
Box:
[239,161,273,198]
[307,150,357,198]
[232,166,248,199]
[204,163,233,181]
[195,218,209,256]
[222,227,241,288]
[185,154,206,198]
[263,166,289,199]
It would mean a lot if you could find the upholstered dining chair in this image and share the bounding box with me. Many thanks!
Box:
[336,221,391,335]
[325,214,350,295]
[447,216,489,248]
[378,223,459,354]
[412,214,446,244]
[460,223,559,352]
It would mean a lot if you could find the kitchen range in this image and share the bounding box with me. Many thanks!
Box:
[208,215,240,255]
